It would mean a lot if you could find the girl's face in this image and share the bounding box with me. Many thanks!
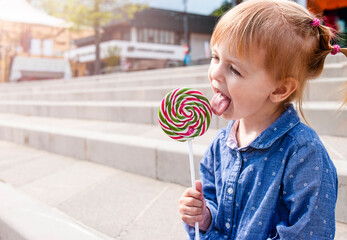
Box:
[208,41,280,122]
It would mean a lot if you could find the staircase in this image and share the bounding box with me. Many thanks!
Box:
[0,54,346,240]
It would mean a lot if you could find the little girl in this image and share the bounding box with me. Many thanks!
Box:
[178,0,347,239]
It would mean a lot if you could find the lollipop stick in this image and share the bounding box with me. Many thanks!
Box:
[188,140,199,240]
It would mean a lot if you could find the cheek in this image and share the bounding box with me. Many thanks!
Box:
[237,89,270,107]
[227,83,262,103]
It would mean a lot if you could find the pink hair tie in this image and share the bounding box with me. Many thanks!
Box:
[331,45,340,55]
[311,18,320,27]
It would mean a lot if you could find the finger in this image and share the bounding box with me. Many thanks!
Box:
[195,180,204,198]
[179,196,204,207]
[179,205,203,216]
[181,213,205,226]
[182,187,203,200]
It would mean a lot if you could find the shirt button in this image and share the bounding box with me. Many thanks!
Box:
[227,188,234,195]
[225,222,231,229]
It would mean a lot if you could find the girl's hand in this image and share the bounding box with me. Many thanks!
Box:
[178,180,212,231]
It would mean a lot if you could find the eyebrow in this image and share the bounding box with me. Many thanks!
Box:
[212,48,249,74]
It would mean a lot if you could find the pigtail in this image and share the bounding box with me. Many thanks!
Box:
[306,24,333,79]
[309,21,347,106]
[316,24,334,64]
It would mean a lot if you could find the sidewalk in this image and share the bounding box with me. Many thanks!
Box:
[0,140,187,239]
[0,140,346,239]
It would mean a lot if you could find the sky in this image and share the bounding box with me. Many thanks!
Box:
[132,0,227,15]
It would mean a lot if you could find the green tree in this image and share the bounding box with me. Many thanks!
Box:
[103,45,121,73]
[211,0,243,16]
[32,0,145,75]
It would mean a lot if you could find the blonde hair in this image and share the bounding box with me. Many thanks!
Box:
[210,0,347,118]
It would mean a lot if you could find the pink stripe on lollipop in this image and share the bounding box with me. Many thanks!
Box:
[180,126,195,136]
[186,90,201,96]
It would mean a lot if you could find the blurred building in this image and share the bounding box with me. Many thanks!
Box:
[67,8,218,75]
[0,0,92,82]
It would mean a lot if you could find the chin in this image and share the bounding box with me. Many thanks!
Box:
[220,111,235,121]
[219,106,235,119]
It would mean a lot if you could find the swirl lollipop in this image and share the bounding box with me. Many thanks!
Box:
[158,87,212,240]
[158,87,212,141]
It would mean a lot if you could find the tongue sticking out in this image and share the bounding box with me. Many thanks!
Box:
[211,92,231,116]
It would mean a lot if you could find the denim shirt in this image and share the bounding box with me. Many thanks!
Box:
[184,104,338,240]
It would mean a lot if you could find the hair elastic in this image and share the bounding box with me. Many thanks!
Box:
[311,18,320,27]
[331,45,341,55]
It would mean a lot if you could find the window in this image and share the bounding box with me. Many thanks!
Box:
[112,29,130,41]
[137,28,178,45]
[30,39,41,55]
[43,39,53,56]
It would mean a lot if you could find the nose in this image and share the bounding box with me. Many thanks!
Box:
[209,62,225,83]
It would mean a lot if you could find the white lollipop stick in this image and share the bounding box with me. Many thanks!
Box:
[188,140,199,240]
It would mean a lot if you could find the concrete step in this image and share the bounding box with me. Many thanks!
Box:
[0,67,210,93]
[0,112,344,186]
[325,53,347,64]
[0,59,345,93]
[0,100,344,136]
[321,61,347,78]
[0,83,212,102]
[8,64,210,87]
[0,64,210,89]
[0,140,345,239]
[304,77,346,102]
[336,222,347,240]
[0,100,162,125]
[0,181,112,240]
[301,102,347,137]
[0,141,187,240]
[0,71,209,93]
[0,77,344,103]
[0,113,213,187]
[0,99,228,129]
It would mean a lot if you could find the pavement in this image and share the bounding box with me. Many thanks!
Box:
[0,140,346,240]
[0,140,188,240]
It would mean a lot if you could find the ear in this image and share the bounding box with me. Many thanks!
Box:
[270,77,298,103]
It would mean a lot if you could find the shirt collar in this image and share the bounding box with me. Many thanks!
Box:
[226,120,239,149]
[224,104,300,150]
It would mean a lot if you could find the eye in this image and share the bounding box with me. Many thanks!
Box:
[229,65,241,77]
[210,54,219,62]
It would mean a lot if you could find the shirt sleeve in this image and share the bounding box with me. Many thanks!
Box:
[276,140,338,240]
[183,142,219,240]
